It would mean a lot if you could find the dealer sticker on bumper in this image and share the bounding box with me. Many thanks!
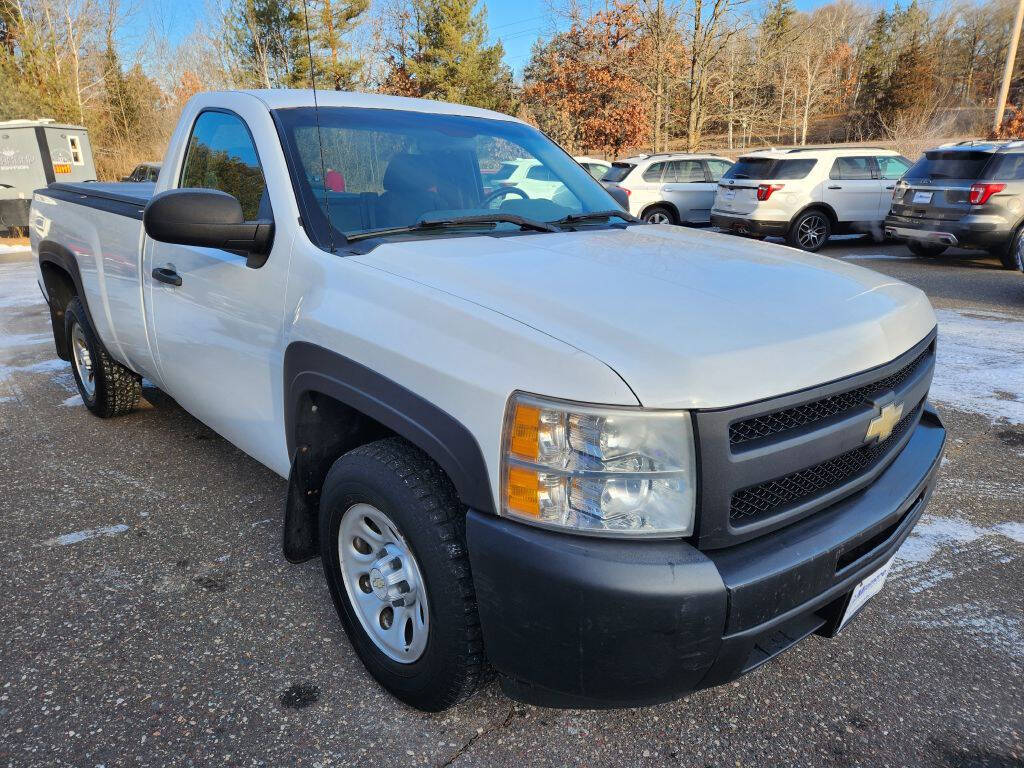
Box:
[839,557,895,632]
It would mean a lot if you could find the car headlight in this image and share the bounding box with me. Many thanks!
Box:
[499,392,696,537]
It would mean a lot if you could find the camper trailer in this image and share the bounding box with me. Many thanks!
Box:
[0,119,95,231]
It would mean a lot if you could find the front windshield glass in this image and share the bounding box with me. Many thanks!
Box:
[275,107,621,247]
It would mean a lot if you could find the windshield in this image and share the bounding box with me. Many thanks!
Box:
[904,150,994,181]
[274,107,621,247]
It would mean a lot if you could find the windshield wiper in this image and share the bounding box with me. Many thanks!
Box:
[552,210,639,227]
[345,213,557,242]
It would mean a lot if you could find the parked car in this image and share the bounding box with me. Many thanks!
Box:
[884,140,1024,270]
[574,156,611,180]
[32,89,945,713]
[480,157,576,207]
[602,153,734,224]
[123,162,161,182]
[0,118,95,231]
[711,148,912,251]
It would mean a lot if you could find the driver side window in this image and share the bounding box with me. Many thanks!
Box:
[180,111,268,221]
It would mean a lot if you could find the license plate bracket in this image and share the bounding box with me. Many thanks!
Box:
[836,557,895,633]
[911,191,933,204]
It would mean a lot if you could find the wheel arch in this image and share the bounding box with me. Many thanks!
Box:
[790,202,838,230]
[640,201,679,223]
[37,240,92,361]
[281,342,494,562]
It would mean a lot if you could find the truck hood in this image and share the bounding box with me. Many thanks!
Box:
[355,225,936,408]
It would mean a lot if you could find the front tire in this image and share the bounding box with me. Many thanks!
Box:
[787,209,831,251]
[907,240,949,258]
[65,297,141,417]
[994,228,1024,271]
[642,205,676,225]
[319,438,483,711]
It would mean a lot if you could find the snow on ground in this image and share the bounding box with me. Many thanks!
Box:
[932,308,1024,425]
[0,243,30,255]
[43,524,130,546]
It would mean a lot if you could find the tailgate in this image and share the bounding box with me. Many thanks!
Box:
[892,182,972,222]
[716,183,759,214]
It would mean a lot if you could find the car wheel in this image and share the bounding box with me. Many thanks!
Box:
[787,210,831,251]
[995,228,1024,271]
[64,297,141,417]
[319,437,484,712]
[906,240,949,258]
[642,205,676,225]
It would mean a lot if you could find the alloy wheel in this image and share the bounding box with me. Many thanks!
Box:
[796,214,828,250]
[70,322,96,400]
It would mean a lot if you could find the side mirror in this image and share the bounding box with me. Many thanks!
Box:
[143,188,273,266]
[606,185,630,211]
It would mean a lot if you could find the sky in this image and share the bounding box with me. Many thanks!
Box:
[127,0,908,79]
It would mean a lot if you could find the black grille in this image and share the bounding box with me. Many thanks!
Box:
[729,346,931,446]
[730,402,922,524]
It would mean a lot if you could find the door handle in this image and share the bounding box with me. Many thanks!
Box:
[827,185,842,190]
[885,185,895,190]
[152,267,182,287]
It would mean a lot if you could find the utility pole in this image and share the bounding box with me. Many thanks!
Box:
[994,0,1024,133]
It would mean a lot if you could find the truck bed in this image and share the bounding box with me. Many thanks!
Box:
[44,181,155,219]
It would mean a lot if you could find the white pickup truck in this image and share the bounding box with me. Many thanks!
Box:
[30,90,946,712]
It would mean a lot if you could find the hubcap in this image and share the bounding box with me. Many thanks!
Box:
[70,323,95,400]
[337,503,428,663]
[646,211,671,224]
[797,215,827,249]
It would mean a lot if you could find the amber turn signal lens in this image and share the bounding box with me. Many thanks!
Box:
[506,465,540,517]
[509,403,540,459]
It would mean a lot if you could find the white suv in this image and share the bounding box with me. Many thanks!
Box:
[710,148,912,251]
[602,153,734,224]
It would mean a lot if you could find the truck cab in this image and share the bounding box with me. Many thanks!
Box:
[31,90,945,712]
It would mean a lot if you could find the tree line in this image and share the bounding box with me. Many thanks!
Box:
[1,0,1021,178]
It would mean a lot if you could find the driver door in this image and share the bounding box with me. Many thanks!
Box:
[144,107,292,474]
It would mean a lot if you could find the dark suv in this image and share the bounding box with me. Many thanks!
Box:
[884,141,1024,270]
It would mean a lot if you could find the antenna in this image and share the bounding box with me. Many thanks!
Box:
[300,0,335,252]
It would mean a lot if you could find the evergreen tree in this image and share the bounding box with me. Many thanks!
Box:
[226,0,299,88]
[385,0,515,113]
[288,0,370,89]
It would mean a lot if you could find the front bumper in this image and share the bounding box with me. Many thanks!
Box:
[467,405,945,708]
[710,212,789,237]
[884,213,1010,250]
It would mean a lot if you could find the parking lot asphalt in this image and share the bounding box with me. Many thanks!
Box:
[1,237,1022,768]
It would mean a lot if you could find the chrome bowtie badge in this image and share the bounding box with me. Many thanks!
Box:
[866,401,904,443]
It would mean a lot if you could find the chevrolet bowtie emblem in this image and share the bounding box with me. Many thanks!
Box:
[866,401,904,443]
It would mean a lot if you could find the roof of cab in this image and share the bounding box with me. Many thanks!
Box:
[232,89,524,124]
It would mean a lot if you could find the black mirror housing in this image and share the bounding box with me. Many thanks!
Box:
[143,188,274,262]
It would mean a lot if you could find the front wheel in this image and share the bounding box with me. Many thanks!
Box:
[319,438,484,711]
[995,228,1024,271]
[65,297,141,417]
[907,240,949,258]
[786,210,831,251]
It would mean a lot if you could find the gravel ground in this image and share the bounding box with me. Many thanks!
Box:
[1,237,1022,768]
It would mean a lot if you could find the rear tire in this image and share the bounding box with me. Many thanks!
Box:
[907,240,949,258]
[642,205,676,225]
[994,228,1024,271]
[319,438,483,712]
[64,297,141,417]
[786,209,831,251]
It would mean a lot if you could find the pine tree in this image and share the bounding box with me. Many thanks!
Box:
[289,0,369,89]
[394,0,515,113]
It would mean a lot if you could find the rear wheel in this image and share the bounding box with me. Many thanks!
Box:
[787,209,831,251]
[642,205,676,225]
[65,297,141,417]
[906,240,949,258]
[994,228,1024,271]
[319,438,483,711]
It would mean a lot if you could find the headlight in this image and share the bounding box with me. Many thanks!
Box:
[500,392,696,537]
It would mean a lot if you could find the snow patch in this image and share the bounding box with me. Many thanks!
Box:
[931,308,1024,425]
[61,394,83,407]
[841,253,916,261]
[912,603,1024,660]
[0,244,30,255]
[992,521,1024,544]
[45,524,129,546]
[894,514,987,568]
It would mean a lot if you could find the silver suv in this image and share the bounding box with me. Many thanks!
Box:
[885,140,1024,271]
